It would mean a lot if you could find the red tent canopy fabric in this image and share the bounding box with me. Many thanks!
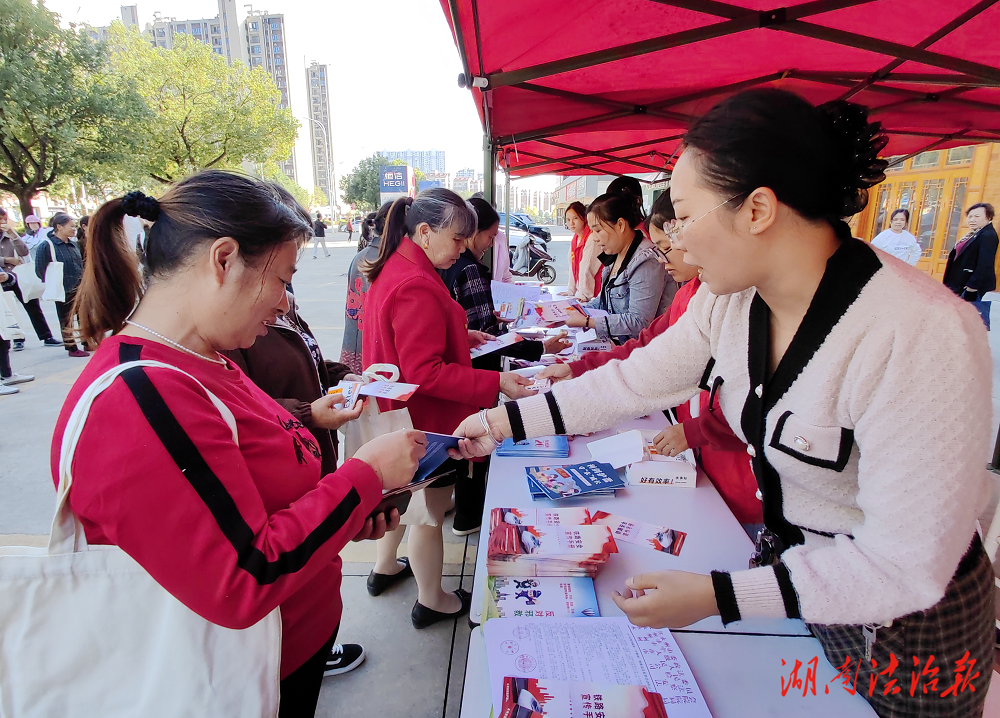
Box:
[439,0,1000,178]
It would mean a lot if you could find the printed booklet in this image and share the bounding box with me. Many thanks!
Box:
[485,576,600,621]
[496,436,571,458]
[525,462,626,500]
[498,677,668,718]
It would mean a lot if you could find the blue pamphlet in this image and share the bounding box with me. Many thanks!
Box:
[525,461,625,500]
[497,436,570,458]
[414,432,462,483]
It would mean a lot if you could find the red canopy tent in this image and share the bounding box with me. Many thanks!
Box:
[438,0,1000,191]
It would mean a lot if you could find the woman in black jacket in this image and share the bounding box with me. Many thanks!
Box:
[943,202,998,301]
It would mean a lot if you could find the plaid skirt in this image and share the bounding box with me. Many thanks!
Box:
[808,533,994,718]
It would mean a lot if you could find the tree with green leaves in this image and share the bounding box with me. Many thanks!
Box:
[0,0,147,218]
[339,154,409,212]
[107,24,298,183]
[309,185,329,209]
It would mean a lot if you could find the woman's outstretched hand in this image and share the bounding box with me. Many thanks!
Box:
[354,429,427,492]
[499,372,536,399]
[448,409,512,460]
[611,570,718,628]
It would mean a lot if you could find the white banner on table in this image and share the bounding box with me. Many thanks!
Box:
[483,617,711,717]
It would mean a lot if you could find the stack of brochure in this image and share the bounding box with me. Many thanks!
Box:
[524,461,625,500]
[496,436,570,458]
[486,522,617,577]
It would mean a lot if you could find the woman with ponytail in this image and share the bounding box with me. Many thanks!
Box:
[55,170,429,717]
[360,187,535,628]
[452,89,994,718]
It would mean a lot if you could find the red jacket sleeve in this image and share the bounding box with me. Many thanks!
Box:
[389,278,500,406]
[569,312,673,377]
[66,370,382,630]
[681,411,748,452]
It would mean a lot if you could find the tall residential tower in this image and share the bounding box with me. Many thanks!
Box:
[306,62,333,207]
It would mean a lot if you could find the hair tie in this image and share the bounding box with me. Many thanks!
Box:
[122,191,161,222]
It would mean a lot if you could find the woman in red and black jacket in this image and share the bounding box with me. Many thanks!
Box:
[54,171,426,718]
[361,188,535,628]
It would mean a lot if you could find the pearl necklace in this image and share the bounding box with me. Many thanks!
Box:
[125,320,227,365]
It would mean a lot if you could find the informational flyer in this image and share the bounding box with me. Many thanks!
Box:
[590,511,687,556]
[470,332,524,359]
[328,380,418,408]
[499,677,667,718]
[484,617,711,718]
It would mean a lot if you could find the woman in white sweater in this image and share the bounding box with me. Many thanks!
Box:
[452,89,993,717]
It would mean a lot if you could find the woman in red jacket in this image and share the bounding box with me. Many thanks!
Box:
[538,192,763,532]
[57,171,426,718]
[362,188,534,628]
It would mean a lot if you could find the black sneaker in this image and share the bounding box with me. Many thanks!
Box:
[324,643,366,676]
[43,338,62,347]
[12,340,24,351]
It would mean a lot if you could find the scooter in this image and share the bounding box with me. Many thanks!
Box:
[509,232,557,284]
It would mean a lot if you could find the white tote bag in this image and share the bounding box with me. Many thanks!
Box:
[0,289,22,342]
[40,238,64,302]
[340,363,414,459]
[0,360,281,718]
[12,261,45,302]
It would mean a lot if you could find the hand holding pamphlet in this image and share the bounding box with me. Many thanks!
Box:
[328,379,419,409]
[470,332,525,359]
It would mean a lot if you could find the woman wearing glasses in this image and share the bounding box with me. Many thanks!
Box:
[538,191,763,532]
[452,89,993,717]
[562,192,675,342]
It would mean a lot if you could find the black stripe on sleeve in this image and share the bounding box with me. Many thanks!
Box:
[543,391,566,435]
[505,401,526,443]
[711,570,741,625]
[119,364,361,585]
[773,562,802,619]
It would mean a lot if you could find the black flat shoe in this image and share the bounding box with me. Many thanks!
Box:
[411,589,471,629]
[366,557,413,597]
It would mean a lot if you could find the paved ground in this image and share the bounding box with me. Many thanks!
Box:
[0,226,570,718]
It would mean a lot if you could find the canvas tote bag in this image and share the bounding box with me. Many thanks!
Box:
[341,363,414,459]
[40,239,64,302]
[0,360,281,718]
[11,260,44,302]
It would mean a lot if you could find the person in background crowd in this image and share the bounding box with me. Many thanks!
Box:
[34,212,89,358]
[341,201,392,375]
[361,188,535,628]
[562,192,675,342]
[76,215,90,264]
[564,201,602,301]
[870,209,920,265]
[346,217,354,245]
[0,268,35,394]
[469,192,513,283]
[0,207,60,349]
[21,214,44,256]
[61,170,425,718]
[538,192,763,533]
[358,211,376,252]
[440,197,570,534]
[311,213,329,259]
[453,88,995,718]
[943,202,998,301]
